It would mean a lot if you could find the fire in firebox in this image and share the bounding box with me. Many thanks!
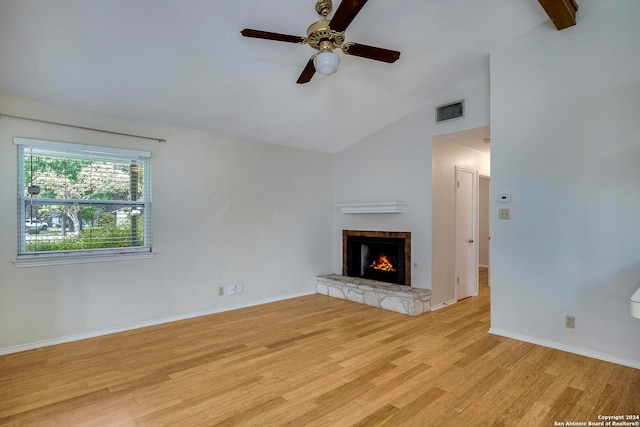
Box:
[368,254,396,272]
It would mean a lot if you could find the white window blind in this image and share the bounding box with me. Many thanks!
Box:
[15,138,152,259]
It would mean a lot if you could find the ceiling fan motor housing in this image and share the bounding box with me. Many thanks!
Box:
[305,19,345,51]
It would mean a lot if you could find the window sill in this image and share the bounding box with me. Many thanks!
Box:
[13,252,156,268]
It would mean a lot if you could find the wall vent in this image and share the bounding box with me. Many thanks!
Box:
[436,100,464,123]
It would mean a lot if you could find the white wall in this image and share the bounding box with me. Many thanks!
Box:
[431,137,490,305]
[490,0,640,366]
[0,94,333,353]
[334,67,490,290]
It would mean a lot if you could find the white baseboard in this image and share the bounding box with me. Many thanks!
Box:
[0,291,315,356]
[430,299,457,311]
[488,328,640,369]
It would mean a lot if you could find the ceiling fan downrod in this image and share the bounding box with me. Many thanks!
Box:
[315,0,332,18]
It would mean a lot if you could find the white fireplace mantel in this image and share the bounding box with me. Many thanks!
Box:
[336,202,407,214]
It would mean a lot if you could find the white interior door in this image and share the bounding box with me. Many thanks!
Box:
[455,167,476,300]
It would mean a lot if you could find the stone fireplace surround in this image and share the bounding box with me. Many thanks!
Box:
[316,230,431,316]
[316,275,431,316]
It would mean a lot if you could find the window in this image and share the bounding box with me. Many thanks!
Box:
[15,138,152,260]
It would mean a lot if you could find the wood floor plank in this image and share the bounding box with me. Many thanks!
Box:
[541,386,584,426]
[378,387,447,426]
[448,366,510,412]
[1,268,638,426]
[449,397,502,427]
[518,401,554,426]
[351,404,399,427]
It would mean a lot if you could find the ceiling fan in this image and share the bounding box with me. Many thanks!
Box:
[241,0,401,84]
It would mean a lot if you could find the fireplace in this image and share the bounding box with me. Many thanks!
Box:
[343,230,411,286]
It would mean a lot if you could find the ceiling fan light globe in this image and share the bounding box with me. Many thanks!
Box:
[313,51,340,76]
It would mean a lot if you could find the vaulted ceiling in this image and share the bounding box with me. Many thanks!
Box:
[0,1,590,153]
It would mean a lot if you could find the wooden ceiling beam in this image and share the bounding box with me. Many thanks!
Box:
[539,0,579,30]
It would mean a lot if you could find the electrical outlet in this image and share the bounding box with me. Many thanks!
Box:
[218,286,224,296]
[565,315,575,329]
[235,282,243,294]
[499,208,511,220]
[227,285,236,295]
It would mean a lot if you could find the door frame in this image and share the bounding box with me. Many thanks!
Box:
[478,174,491,287]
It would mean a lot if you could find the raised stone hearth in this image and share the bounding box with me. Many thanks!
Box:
[316,275,431,316]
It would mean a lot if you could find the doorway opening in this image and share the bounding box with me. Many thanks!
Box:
[431,126,490,309]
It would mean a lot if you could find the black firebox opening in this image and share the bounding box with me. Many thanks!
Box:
[346,236,406,285]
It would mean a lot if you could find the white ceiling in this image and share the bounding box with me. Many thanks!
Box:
[435,126,491,154]
[0,0,554,153]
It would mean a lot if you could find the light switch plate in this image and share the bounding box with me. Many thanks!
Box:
[565,315,575,329]
[499,208,511,220]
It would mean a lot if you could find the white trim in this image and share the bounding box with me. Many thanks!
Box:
[488,328,640,369]
[430,299,457,311]
[13,252,156,268]
[20,197,145,206]
[336,202,407,214]
[631,286,640,319]
[14,137,151,158]
[479,174,491,287]
[0,291,315,356]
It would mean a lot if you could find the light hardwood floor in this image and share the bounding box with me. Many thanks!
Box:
[1,270,638,426]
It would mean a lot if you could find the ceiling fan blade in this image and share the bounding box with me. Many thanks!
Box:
[344,43,401,63]
[296,58,316,84]
[241,29,304,44]
[329,0,368,33]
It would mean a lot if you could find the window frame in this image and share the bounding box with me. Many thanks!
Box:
[15,137,152,262]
